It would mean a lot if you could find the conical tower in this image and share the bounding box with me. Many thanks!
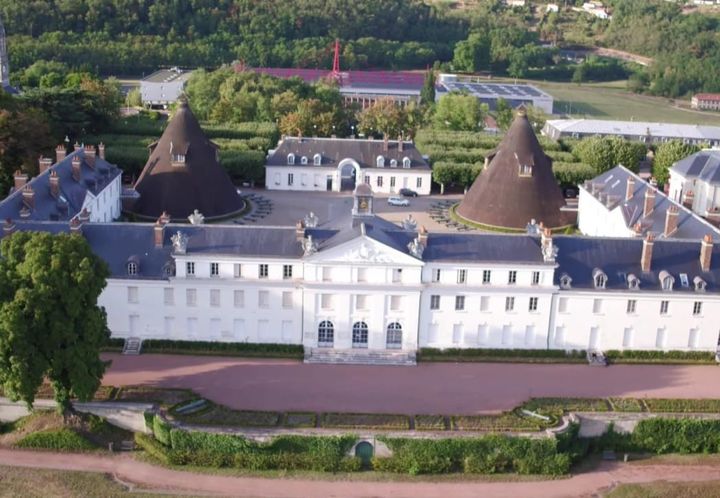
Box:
[456,110,572,230]
[132,99,243,219]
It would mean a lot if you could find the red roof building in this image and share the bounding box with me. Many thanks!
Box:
[692,93,720,111]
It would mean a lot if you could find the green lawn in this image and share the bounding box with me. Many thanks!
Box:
[492,78,720,125]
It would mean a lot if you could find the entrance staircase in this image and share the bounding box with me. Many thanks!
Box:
[122,337,143,355]
[304,348,416,366]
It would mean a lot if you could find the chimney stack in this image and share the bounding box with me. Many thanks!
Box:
[700,234,713,272]
[398,135,404,152]
[295,220,305,240]
[69,218,83,234]
[13,170,28,190]
[418,225,428,247]
[154,220,165,248]
[641,233,654,272]
[73,142,82,152]
[78,208,91,224]
[72,157,81,181]
[56,145,67,163]
[625,177,635,201]
[159,211,171,225]
[84,145,96,168]
[21,184,34,210]
[38,156,52,175]
[2,218,15,236]
[98,142,105,160]
[383,134,388,152]
[664,205,679,237]
[643,188,656,218]
[541,227,555,262]
[49,170,60,198]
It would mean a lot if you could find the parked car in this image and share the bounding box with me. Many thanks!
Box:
[388,196,410,206]
[399,188,418,197]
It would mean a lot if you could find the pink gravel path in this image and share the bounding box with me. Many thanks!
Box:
[102,354,720,414]
[1,448,720,498]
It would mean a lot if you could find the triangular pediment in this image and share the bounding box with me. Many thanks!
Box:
[306,235,422,266]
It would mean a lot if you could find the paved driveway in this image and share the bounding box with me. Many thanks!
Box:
[102,354,720,414]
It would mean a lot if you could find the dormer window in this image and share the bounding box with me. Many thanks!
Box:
[402,156,411,169]
[376,155,385,168]
[693,276,706,292]
[287,153,295,165]
[171,153,186,165]
[659,270,675,291]
[592,268,607,289]
[163,261,176,278]
[519,164,532,177]
[390,159,397,168]
[627,273,640,290]
[313,153,322,166]
[127,261,138,276]
[559,273,572,289]
[301,156,308,165]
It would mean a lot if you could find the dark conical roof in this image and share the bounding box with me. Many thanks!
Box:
[456,112,572,230]
[132,100,243,220]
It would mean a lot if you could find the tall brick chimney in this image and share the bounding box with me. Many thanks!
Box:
[38,156,52,174]
[154,220,165,248]
[69,218,83,234]
[625,176,635,201]
[21,184,34,210]
[78,208,91,224]
[84,145,96,168]
[700,234,713,272]
[49,170,60,198]
[56,145,67,163]
[418,225,428,246]
[159,211,171,225]
[98,142,105,160]
[73,142,82,152]
[383,134,388,152]
[71,157,81,182]
[641,233,654,272]
[13,170,28,190]
[643,188,655,218]
[398,135,404,152]
[664,205,679,237]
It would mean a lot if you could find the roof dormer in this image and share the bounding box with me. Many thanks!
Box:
[592,268,607,289]
[693,275,706,292]
[659,270,674,291]
[559,273,572,289]
[376,155,385,168]
[287,153,295,165]
[402,156,411,169]
[301,155,308,165]
[627,273,640,290]
[313,153,322,166]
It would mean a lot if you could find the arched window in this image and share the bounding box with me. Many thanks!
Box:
[300,156,308,165]
[402,156,411,169]
[376,155,385,168]
[162,261,175,278]
[627,274,640,290]
[390,159,397,168]
[386,322,402,349]
[127,261,138,276]
[592,268,607,289]
[659,270,674,291]
[313,153,322,166]
[287,153,295,165]
[318,320,334,347]
[694,276,707,292]
[352,321,368,348]
[559,273,572,289]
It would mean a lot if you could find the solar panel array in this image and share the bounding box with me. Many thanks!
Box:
[444,82,546,99]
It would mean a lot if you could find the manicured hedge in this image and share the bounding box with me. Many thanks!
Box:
[102,337,125,352]
[140,340,304,359]
[143,411,155,432]
[321,413,409,430]
[632,418,720,454]
[373,435,570,475]
[152,414,172,446]
[418,348,586,363]
[135,432,172,464]
[15,429,96,451]
[604,350,716,364]
[644,399,720,413]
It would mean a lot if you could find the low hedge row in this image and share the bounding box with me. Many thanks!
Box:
[139,340,304,358]
[102,337,125,352]
[418,348,586,363]
[643,399,720,413]
[373,435,570,475]
[605,350,716,363]
[135,432,172,464]
[15,429,96,451]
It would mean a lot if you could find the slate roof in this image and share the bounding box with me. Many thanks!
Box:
[132,100,244,219]
[423,232,545,264]
[0,148,121,222]
[554,235,720,293]
[583,165,720,240]
[457,111,573,229]
[246,67,424,92]
[267,137,430,170]
[142,68,193,84]
[671,150,720,186]
[544,119,720,142]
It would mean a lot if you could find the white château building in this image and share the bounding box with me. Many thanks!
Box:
[668,150,720,219]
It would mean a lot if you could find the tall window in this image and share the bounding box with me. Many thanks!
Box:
[505,296,515,312]
[480,296,490,312]
[258,290,269,308]
[693,301,702,316]
[455,295,465,311]
[283,264,293,279]
[416,177,422,188]
[163,287,174,306]
[432,268,441,283]
[282,291,293,308]
[376,176,383,187]
[430,295,440,310]
[352,322,369,348]
[392,268,402,283]
[356,268,367,282]
[482,270,491,284]
[508,271,517,284]
[457,269,467,284]
[321,294,333,310]
[210,289,220,307]
[288,173,294,186]
[386,322,402,349]
[259,264,269,279]
[127,286,138,304]
[210,262,219,277]
[186,288,197,307]
[593,299,603,314]
[390,295,403,311]
[390,176,396,188]
[234,290,244,308]
[234,263,242,278]
[531,271,540,285]
[356,294,368,310]
[660,300,669,315]
[318,321,334,347]
[528,297,538,312]
[627,299,637,314]
[186,261,195,276]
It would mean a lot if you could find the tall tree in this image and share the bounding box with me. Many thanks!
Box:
[0,232,110,414]
[420,69,436,106]
[432,93,486,131]
[357,98,412,138]
[452,33,491,73]
[653,140,700,186]
[494,98,513,131]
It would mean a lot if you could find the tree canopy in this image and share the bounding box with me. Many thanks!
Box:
[356,98,421,138]
[0,231,110,413]
[572,136,647,174]
[652,140,701,186]
[432,93,487,132]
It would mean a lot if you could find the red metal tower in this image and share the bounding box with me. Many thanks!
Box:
[331,39,340,77]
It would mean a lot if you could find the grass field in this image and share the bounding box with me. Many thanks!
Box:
[492,78,720,125]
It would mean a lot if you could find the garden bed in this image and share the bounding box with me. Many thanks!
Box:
[414,415,447,431]
[114,386,194,406]
[320,413,410,430]
[451,413,547,432]
[282,412,317,428]
[172,402,281,427]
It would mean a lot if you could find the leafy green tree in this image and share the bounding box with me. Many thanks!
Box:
[494,98,513,131]
[452,33,491,72]
[572,136,647,175]
[0,232,110,415]
[420,69,436,106]
[357,98,410,138]
[125,88,142,108]
[432,163,457,195]
[432,93,486,131]
[653,140,700,186]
